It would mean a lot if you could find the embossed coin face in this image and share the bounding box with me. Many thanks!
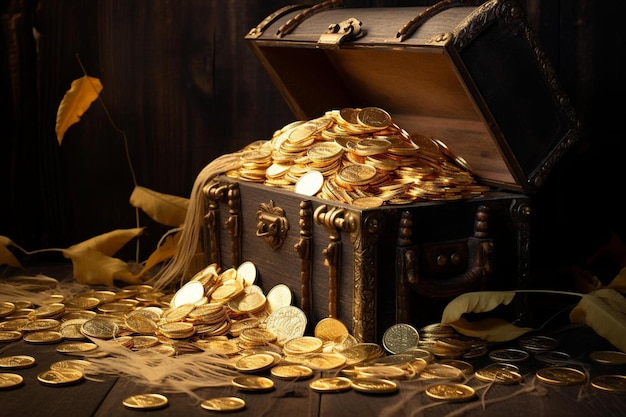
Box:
[425,383,476,402]
[0,355,36,369]
[201,396,246,412]
[0,301,16,318]
[265,305,307,347]
[488,348,529,363]
[234,353,276,373]
[123,393,169,410]
[80,317,119,339]
[474,367,522,384]
[309,376,352,393]
[0,330,22,343]
[23,330,63,344]
[382,323,420,354]
[0,373,23,389]
[351,377,398,394]
[517,335,559,353]
[270,364,314,380]
[231,376,275,392]
[590,375,626,393]
[314,317,349,342]
[536,366,587,386]
[589,350,626,365]
[37,368,84,386]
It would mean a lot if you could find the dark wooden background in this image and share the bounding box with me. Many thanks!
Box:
[2,0,625,280]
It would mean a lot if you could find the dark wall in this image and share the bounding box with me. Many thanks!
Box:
[1,1,624,275]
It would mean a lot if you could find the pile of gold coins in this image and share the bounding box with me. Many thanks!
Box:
[227,107,489,207]
[2,261,626,410]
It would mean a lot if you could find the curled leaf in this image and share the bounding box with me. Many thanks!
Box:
[129,186,189,227]
[441,291,517,324]
[64,228,143,258]
[56,75,103,144]
[570,288,626,353]
[444,316,534,342]
[0,236,22,268]
[64,246,143,287]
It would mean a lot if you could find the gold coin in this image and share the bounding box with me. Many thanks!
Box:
[50,359,92,372]
[356,107,392,130]
[294,352,346,371]
[0,355,36,369]
[56,342,99,355]
[309,376,352,393]
[294,170,324,196]
[80,317,119,339]
[231,376,275,392]
[474,367,522,384]
[23,330,63,344]
[170,281,205,308]
[124,314,158,335]
[351,196,384,208]
[37,368,84,386]
[425,383,476,402]
[356,365,407,380]
[0,318,30,331]
[337,163,377,185]
[488,348,529,362]
[589,350,626,365]
[200,396,246,412]
[265,305,307,346]
[590,375,626,393]
[234,353,276,373]
[351,377,398,394]
[314,317,349,342]
[0,301,16,318]
[0,373,23,390]
[265,284,292,313]
[122,393,169,410]
[517,335,559,353]
[283,336,324,355]
[438,359,474,375]
[270,364,314,380]
[536,366,587,386]
[0,331,22,343]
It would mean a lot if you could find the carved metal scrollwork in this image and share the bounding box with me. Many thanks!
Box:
[256,200,289,250]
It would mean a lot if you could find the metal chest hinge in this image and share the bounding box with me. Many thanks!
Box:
[203,181,229,267]
[318,17,366,48]
[256,200,289,250]
[314,205,358,319]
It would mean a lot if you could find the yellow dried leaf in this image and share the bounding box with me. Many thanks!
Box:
[570,288,626,353]
[133,232,180,279]
[56,75,103,145]
[0,236,22,268]
[446,317,534,342]
[129,186,189,227]
[63,246,142,287]
[64,228,143,258]
[441,291,517,324]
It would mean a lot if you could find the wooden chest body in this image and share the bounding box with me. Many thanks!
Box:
[199,0,578,342]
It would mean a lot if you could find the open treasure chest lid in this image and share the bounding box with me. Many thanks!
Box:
[245,0,579,194]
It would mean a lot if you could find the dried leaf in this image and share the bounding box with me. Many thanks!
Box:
[63,246,143,287]
[0,235,22,268]
[570,288,626,353]
[441,291,534,342]
[64,228,143,258]
[133,232,180,279]
[441,291,517,324]
[129,186,189,227]
[445,316,534,342]
[56,75,103,145]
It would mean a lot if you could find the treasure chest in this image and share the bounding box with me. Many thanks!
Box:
[201,0,579,343]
